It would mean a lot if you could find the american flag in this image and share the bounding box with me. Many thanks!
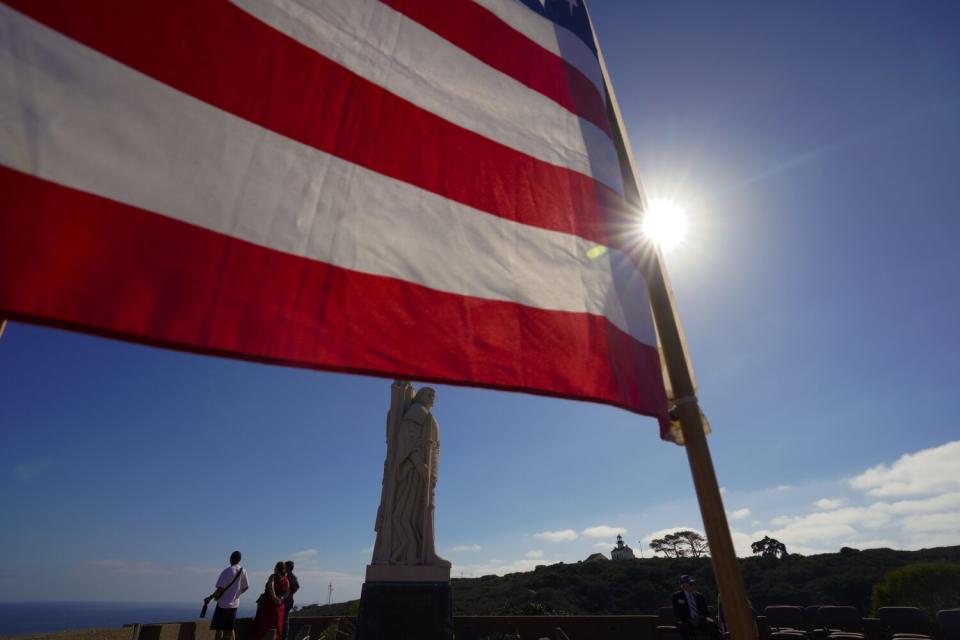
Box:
[0,0,670,433]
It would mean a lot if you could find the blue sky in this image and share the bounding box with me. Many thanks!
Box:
[2,0,960,608]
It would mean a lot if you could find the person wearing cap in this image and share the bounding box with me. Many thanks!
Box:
[672,574,719,640]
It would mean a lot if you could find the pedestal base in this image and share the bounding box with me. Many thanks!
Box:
[356,581,453,640]
[365,563,451,582]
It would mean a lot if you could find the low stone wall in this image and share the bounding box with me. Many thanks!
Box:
[128,614,659,640]
[116,607,944,640]
[127,617,346,640]
[455,614,658,640]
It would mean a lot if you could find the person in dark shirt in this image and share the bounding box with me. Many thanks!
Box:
[281,560,300,640]
[672,574,720,640]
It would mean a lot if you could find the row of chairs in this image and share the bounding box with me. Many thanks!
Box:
[656,605,960,640]
[765,605,960,640]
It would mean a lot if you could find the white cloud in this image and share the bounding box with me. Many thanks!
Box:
[359,546,374,554]
[814,498,846,510]
[769,517,859,545]
[883,492,960,515]
[454,557,548,577]
[581,525,626,538]
[450,544,482,552]
[280,569,365,604]
[441,441,960,579]
[92,560,174,576]
[730,531,756,556]
[850,441,960,497]
[903,532,960,549]
[284,548,326,573]
[533,529,578,542]
[764,495,960,553]
[185,565,223,575]
[731,443,960,554]
[286,569,359,581]
[901,512,960,533]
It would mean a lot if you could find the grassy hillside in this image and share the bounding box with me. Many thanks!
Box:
[296,546,960,617]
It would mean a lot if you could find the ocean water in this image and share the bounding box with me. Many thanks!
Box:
[0,601,257,637]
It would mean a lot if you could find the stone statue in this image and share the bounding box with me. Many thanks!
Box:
[367,380,450,582]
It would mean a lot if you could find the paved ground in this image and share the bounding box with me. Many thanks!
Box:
[0,629,129,640]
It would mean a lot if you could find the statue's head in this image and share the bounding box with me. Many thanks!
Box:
[414,387,436,408]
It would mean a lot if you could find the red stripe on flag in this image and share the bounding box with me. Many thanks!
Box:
[380,0,611,136]
[7,0,628,248]
[0,167,669,431]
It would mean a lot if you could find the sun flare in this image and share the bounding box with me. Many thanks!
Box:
[641,198,689,252]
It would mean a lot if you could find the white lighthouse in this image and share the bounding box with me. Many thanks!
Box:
[611,534,636,560]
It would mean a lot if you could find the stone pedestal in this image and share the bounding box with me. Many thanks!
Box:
[365,563,450,583]
[356,581,453,640]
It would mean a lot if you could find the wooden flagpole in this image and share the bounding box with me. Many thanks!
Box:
[646,252,757,640]
[0,318,6,340]
[586,7,758,640]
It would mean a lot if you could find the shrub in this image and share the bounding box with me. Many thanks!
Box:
[871,562,960,617]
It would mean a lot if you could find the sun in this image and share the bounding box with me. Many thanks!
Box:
[641,198,689,252]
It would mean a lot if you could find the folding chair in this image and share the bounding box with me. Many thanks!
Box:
[877,607,932,640]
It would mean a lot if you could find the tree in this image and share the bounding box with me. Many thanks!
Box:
[649,530,710,558]
[751,536,788,560]
[648,534,685,558]
[676,530,710,558]
[871,562,960,617]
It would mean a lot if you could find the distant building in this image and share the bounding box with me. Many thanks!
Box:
[611,534,636,560]
[585,552,608,562]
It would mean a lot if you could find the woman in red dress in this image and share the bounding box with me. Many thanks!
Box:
[253,561,289,640]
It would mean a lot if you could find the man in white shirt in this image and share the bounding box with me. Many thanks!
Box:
[204,550,249,640]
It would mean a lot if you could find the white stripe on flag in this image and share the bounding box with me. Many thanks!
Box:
[471,0,606,98]
[0,6,656,347]
[232,0,624,196]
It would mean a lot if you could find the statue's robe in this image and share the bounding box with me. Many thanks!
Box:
[390,401,440,565]
[371,382,449,569]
